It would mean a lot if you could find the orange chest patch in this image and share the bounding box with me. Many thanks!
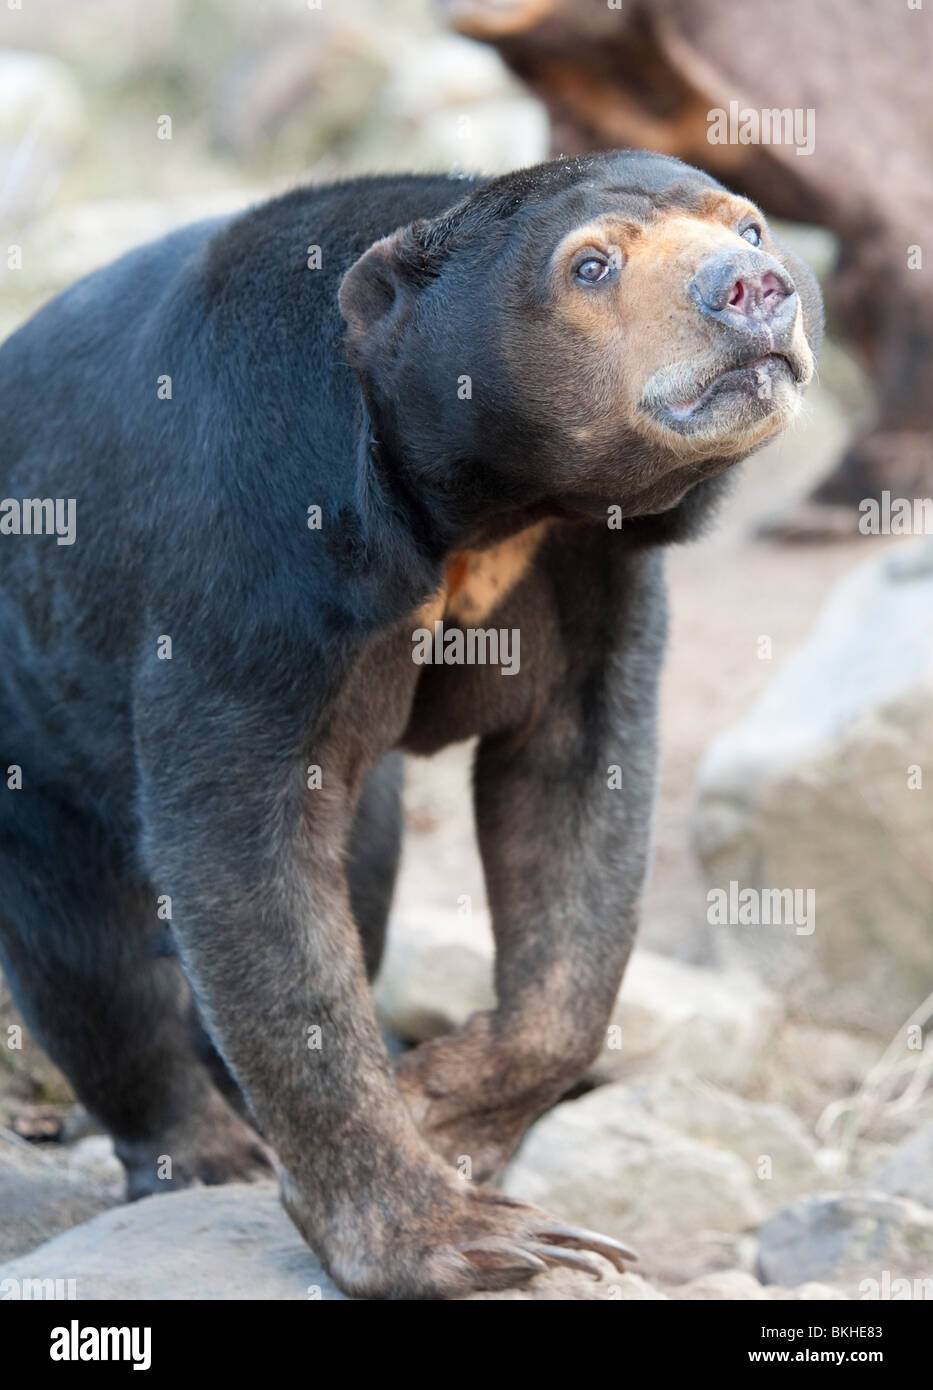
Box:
[414,520,551,628]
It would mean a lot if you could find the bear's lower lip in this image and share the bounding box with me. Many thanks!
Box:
[653,350,800,430]
[667,353,794,422]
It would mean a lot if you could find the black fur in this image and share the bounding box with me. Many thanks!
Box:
[0,152,821,1298]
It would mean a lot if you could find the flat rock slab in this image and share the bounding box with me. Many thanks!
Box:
[0,1184,347,1301]
[0,1183,641,1301]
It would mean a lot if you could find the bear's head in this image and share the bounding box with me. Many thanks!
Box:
[339,151,822,534]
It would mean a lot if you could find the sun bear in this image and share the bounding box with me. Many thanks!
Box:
[0,151,822,1298]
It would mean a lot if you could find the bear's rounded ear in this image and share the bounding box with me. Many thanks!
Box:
[338,232,404,345]
[339,222,435,353]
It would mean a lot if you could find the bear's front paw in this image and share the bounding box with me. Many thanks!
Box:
[282,1172,636,1299]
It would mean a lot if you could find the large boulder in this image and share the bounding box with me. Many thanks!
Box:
[693,542,933,1034]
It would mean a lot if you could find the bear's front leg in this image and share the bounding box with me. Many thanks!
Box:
[135,673,634,1298]
[397,560,663,1182]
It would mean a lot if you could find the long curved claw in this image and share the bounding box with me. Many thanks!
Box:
[530,1244,605,1279]
[457,1239,549,1276]
[535,1222,640,1272]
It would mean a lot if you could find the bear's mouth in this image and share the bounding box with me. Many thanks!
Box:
[667,353,795,419]
[641,348,807,442]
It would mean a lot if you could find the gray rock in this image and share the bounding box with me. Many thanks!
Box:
[0,1134,117,1262]
[62,1135,124,1189]
[0,1181,648,1301]
[374,904,495,1041]
[865,1121,933,1209]
[758,1190,933,1290]
[694,541,933,1034]
[0,1183,347,1301]
[600,1073,822,1207]
[596,952,782,1090]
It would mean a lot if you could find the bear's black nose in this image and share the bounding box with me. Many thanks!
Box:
[690,252,795,325]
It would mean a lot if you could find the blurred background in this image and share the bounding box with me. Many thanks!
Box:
[2,0,932,1300]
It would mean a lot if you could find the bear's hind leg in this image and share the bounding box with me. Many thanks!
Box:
[0,788,273,1199]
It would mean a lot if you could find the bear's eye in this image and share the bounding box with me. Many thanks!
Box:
[741,223,763,247]
[575,257,610,284]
